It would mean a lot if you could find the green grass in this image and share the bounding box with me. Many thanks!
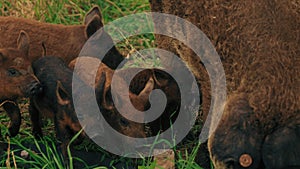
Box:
[0,0,206,168]
[0,0,150,24]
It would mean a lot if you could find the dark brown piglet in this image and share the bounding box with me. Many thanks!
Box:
[115,68,181,136]
[70,57,181,136]
[30,56,148,158]
[69,56,150,138]
[29,56,90,157]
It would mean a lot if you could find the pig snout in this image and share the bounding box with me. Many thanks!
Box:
[24,78,42,97]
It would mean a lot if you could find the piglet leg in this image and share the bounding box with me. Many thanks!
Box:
[29,98,43,139]
[3,101,21,137]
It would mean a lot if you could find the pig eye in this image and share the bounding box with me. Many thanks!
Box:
[7,68,21,77]
[120,117,129,127]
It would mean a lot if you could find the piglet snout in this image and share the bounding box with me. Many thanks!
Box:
[25,81,42,97]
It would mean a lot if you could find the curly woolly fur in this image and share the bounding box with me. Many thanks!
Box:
[150,0,299,168]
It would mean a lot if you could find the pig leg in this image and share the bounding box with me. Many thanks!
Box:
[3,101,21,137]
[54,115,72,159]
[29,99,43,139]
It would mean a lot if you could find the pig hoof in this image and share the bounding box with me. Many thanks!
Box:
[8,127,19,137]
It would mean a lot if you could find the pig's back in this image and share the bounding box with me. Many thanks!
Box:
[32,56,73,100]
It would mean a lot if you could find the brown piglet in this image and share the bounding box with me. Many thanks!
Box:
[0,6,125,69]
[0,30,41,137]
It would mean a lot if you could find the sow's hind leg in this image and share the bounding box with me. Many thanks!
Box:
[2,101,21,137]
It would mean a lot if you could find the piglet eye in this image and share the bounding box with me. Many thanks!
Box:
[120,117,129,127]
[7,68,21,77]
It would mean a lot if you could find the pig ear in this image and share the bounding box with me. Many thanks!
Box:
[84,5,103,26]
[0,53,5,66]
[0,52,5,64]
[96,72,114,110]
[68,58,76,70]
[84,6,103,38]
[41,41,46,57]
[85,15,103,38]
[152,69,169,87]
[136,77,154,104]
[17,30,30,56]
[56,81,70,105]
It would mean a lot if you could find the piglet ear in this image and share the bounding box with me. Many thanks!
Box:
[84,6,103,38]
[68,58,77,70]
[129,77,154,111]
[85,15,103,38]
[41,41,46,57]
[96,72,114,110]
[84,5,103,26]
[152,69,169,87]
[137,77,154,104]
[17,30,30,56]
[0,52,4,64]
[56,81,70,105]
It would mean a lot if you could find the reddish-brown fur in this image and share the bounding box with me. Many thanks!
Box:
[116,68,181,135]
[96,71,151,138]
[70,57,181,136]
[0,5,123,137]
[0,30,40,136]
[69,57,153,138]
[0,6,102,64]
[150,0,299,168]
